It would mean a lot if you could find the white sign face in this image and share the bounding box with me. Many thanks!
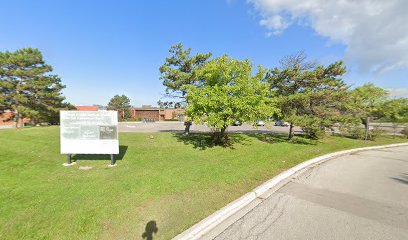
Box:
[60,111,119,154]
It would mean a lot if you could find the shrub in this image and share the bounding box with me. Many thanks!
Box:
[301,125,324,139]
[339,124,365,139]
[297,117,326,139]
[340,124,383,140]
[402,126,408,139]
[367,127,384,141]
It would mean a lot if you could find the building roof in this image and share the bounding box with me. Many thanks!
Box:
[75,106,99,111]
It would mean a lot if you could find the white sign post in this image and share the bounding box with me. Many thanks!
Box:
[60,110,119,166]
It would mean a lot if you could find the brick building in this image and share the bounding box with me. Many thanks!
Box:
[75,106,99,111]
[131,105,185,121]
[0,110,30,126]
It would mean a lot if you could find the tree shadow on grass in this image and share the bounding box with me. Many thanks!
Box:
[142,220,158,240]
[244,133,317,145]
[172,132,250,150]
[72,145,128,161]
[173,132,316,150]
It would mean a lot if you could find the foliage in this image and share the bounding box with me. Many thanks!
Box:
[339,124,365,139]
[159,42,212,100]
[157,100,182,109]
[267,59,348,139]
[296,116,326,139]
[279,51,317,71]
[37,101,76,125]
[342,83,389,141]
[185,55,280,144]
[381,98,408,123]
[107,94,131,121]
[339,124,384,140]
[346,83,388,120]
[0,48,66,127]
[368,127,384,140]
[402,125,408,139]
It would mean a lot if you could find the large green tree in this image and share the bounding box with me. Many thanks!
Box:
[185,55,279,144]
[341,83,388,141]
[159,43,212,133]
[267,60,348,139]
[381,98,408,123]
[107,94,131,121]
[0,48,66,128]
[346,83,388,128]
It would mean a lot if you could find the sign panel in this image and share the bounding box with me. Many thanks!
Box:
[60,111,119,154]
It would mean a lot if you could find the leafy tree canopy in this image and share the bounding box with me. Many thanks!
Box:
[381,98,408,123]
[185,55,280,143]
[347,83,388,119]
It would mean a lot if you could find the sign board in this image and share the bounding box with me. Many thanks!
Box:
[60,111,119,154]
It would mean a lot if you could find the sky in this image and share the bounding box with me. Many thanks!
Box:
[1,0,407,106]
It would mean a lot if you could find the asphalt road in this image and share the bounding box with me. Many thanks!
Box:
[118,122,299,134]
[214,146,408,240]
[118,122,405,135]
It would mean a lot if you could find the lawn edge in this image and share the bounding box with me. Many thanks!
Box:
[173,142,408,240]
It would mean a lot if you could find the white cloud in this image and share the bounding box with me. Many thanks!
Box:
[387,88,408,99]
[248,0,408,74]
[259,15,289,36]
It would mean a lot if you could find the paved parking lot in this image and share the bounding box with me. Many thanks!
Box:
[118,122,405,136]
[118,122,297,134]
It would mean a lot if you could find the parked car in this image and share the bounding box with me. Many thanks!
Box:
[232,121,242,126]
[275,120,290,126]
[255,120,266,126]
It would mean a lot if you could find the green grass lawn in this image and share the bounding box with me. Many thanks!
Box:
[0,127,406,239]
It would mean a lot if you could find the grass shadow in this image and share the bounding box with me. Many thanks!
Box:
[172,132,249,150]
[72,145,128,161]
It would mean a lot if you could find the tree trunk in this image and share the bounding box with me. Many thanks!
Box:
[184,122,191,134]
[392,123,397,138]
[362,117,369,143]
[214,126,228,145]
[17,113,24,128]
[288,123,295,140]
[13,109,21,128]
[220,127,227,140]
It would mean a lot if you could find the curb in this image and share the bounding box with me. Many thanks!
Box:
[173,142,408,240]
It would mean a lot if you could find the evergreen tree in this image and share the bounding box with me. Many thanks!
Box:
[0,48,66,128]
[107,94,131,121]
[159,43,212,133]
[267,60,348,139]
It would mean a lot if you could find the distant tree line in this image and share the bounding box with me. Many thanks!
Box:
[0,48,72,128]
[159,43,408,144]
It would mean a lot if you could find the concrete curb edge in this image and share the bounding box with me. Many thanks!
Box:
[173,142,408,240]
